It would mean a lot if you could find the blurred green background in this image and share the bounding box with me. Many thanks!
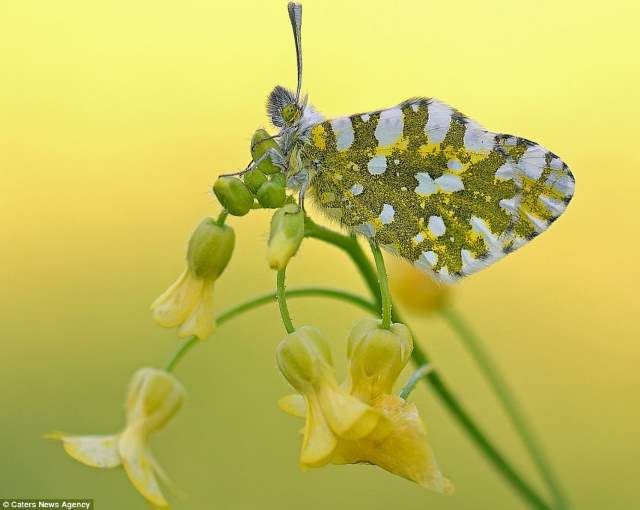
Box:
[2,0,639,508]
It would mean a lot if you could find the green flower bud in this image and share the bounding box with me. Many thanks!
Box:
[213,177,254,216]
[257,181,286,209]
[345,318,413,403]
[251,129,281,175]
[243,168,267,194]
[270,172,287,187]
[276,325,334,392]
[187,218,235,280]
[267,204,304,270]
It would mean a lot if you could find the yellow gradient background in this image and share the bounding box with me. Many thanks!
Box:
[2,1,639,508]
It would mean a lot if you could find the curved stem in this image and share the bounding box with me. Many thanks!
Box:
[164,335,198,373]
[303,217,552,510]
[277,268,295,333]
[440,305,569,509]
[217,287,376,325]
[399,363,432,399]
[216,210,229,226]
[368,240,392,329]
[163,287,376,373]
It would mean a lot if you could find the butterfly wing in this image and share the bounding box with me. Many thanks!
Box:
[302,98,575,282]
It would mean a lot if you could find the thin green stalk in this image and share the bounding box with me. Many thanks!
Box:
[216,210,229,226]
[399,363,432,399]
[276,267,295,333]
[165,335,199,373]
[164,287,376,373]
[303,217,551,510]
[216,287,376,325]
[368,240,392,329]
[440,305,569,510]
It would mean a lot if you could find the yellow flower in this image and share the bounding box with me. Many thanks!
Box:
[267,204,304,270]
[48,368,185,509]
[151,217,234,340]
[279,319,453,493]
[389,260,450,314]
[276,325,389,467]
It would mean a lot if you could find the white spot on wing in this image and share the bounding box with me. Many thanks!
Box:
[470,216,502,255]
[413,233,424,243]
[526,213,548,232]
[350,183,364,196]
[427,215,446,237]
[495,162,515,180]
[379,204,395,224]
[425,100,452,144]
[330,117,354,150]
[499,197,518,214]
[519,146,547,180]
[539,195,565,215]
[415,172,436,195]
[367,155,387,175]
[434,174,465,192]
[354,222,376,238]
[447,159,462,171]
[361,113,371,122]
[422,251,438,266]
[463,122,494,152]
[375,107,404,146]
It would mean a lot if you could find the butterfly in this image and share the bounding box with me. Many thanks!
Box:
[254,3,574,283]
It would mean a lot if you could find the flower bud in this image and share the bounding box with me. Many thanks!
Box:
[186,218,235,280]
[213,176,254,216]
[251,128,281,175]
[257,181,286,208]
[276,325,333,393]
[267,204,304,270]
[270,172,287,187]
[243,168,268,194]
[346,318,413,402]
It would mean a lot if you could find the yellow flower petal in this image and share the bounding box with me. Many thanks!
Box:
[317,384,387,441]
[300,397,337,468]
[334,394,453,494]
[278,394,307,418]
[151,269,203,328]
[177,279,216,340]
[118,429,170,509]
[47,433,120,469]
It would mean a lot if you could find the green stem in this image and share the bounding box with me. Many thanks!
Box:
[217,287,376,325]
[164,287,376,373]
[368,240,392,329]
[276,267,295,333]
[303,217,552,510]
[164,335,199,373]
[440,305,569,510]
[216,210,229,226]
[399,363,432,399]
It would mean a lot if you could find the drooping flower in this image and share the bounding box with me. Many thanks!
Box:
[151,217,234,340]
[276,325,389,467]
[278,319,453,493]
[267,204,304,270]
[48,368,185,509]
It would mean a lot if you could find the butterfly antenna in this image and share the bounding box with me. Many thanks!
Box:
[287,3,303,103]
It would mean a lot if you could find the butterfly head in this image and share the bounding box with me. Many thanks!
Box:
[266,86,304,128]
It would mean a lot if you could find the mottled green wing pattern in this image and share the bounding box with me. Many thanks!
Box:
[301,98,574,282]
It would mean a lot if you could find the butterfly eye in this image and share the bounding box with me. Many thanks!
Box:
[282,104,301,124]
